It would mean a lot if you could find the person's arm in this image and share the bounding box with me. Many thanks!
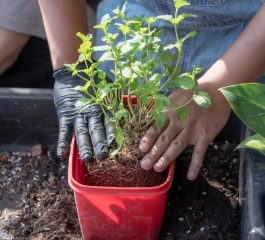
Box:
[38,0,89,69]
[140,3,265,180]
[0,27,29,74]
[38,0,115,162]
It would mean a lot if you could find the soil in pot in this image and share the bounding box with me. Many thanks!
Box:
[85,141,168,187]
[1,139,240,240]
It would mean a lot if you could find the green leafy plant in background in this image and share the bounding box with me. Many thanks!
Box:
[220,83,265,155]
[66,0,211,155]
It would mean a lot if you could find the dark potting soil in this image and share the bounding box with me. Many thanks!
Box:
[160,141,240,240]
[0,140,240,240]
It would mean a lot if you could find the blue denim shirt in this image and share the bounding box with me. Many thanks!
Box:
[95,0,265,90]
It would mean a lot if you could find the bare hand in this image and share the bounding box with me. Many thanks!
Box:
[139,81,231,180]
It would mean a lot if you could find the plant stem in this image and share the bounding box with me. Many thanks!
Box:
[162,96,194,113]
[127,60,137,121]
[138,117,154,132]
[159,9,181,92]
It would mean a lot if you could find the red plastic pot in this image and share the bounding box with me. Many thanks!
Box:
[68,136,175,240]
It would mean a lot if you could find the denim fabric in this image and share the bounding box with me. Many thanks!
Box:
[95,0,265,90]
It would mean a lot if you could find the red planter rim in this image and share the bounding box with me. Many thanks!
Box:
[68,135,176,196]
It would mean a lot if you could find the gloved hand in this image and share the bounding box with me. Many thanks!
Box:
[53,65,115,162]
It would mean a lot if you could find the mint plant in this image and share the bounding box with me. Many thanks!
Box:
[220,83,265,155]
[66,0,211,154]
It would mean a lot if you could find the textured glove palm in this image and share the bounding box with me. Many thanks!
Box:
[53,66,115,162]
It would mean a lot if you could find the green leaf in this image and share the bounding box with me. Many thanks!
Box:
[160,51,172,64]
[92,45,111,51]
[72,81,91,94]
[140,95,149,104]
[139,27,148,35]
[153,29,164,38]
[76,32,86,42]
[170,13,196,25]
[152,110,165,128]
[143,59,154,70]
[156,15,173,21]
[171,102,188,121]
[101,14,111,24]
[78,53,85,62]
[149,73,163,82]
[236,134,265,155]
[78,41,92,54]
[164,44,176,51]
[154,94,170,110]
[74,97,93,108]
[116,23,130,35]
[176,105,188,121]
[97,83,112,98]
[128,77,138,91]
[99,52,115,61]
[128,15,146,26]
[192,66,204,75]
[94,23,106,31]
[169,74,194,90]
[76,32,93,42]
[120,2,127,15]
[88,61,102,73]
[109,98,117,109]
[121,67,131,79]
[98,70,106,80]
[220,83,265,138]
[114,109,129,121]
[107,33,119,41]
[193,91,211,108]
[119,42,134,55]
[146,17,156,24]
[132,61,144,76]
[173,0,190,9]
[114,127,124,146]
[72,85,83,92]
[166,65,181,78]
[135,85,150,97]
[180,31,197,44]
[65,62,79,72]
[94,14,111,31]
[113,6,120,14]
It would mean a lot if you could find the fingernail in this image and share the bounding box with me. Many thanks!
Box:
[139,142,147,151]
[140,140,146,146]
[155,160,163,169]
[188,170,196,179]
[81,152,93,162]
[141,159,151,168]
[96,152,108,161]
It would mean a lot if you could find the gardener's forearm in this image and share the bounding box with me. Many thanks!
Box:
[200,2,265,89]
[0,28,30,74]
[38,0,89,69]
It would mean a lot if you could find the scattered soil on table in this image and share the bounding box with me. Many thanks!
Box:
[0,146,82,240]
[0,140,240,240]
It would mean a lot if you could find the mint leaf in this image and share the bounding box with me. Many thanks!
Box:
[152,110,165,128]
[193,91,211,108]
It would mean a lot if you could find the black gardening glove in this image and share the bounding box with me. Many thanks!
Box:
[53,65,115,162]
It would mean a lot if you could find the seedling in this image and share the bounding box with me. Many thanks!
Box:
[66,0,211,154]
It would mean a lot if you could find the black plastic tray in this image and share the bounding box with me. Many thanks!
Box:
[1,87,259,240]
[0,88,58,152]
[239,127,265,240]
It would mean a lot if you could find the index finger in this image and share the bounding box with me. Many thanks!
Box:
[139,118,169,153]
